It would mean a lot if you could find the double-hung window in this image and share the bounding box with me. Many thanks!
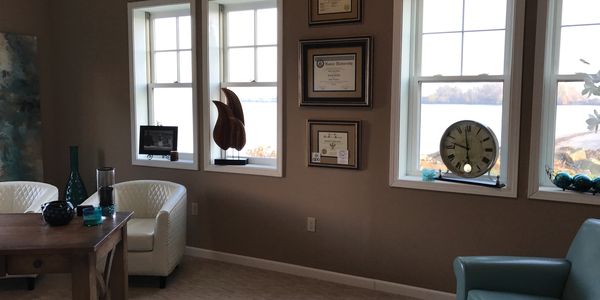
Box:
[390,0,524,196]
[203,0,282,176]
[128,0,198,169]
[530,0,600,204]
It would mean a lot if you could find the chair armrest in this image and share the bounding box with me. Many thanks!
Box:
[454,256,570,300]
[80,192,99,206]
[153,187,187,275]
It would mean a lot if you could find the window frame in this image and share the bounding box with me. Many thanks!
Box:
[128,0,199,170]
[202,0,283,177]
[528,0,600,206]
[389,0,524,197]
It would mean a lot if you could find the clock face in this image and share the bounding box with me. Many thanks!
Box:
[439,120,498,178]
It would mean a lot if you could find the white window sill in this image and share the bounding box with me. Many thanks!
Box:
[204,163,282,177]
[132,157,198,170]
[390,175,517,198]
[529,186,600,206]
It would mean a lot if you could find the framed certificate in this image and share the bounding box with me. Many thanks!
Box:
[309,0,362,25]
[299,37,372,107]
[307,120,360,169]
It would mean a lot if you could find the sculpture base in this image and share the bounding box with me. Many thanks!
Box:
[214,158,249,166]
[435,171,505,188]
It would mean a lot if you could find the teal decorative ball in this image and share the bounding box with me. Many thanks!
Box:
[592,177,600,194]
[553,172,572,190]
[572,174,593,192]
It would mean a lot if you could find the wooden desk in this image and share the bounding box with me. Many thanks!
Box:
[0,212,133,299]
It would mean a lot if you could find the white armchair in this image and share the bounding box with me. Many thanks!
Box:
[0,181,59,290]
[83,180,186,288]
[0,181,59,213]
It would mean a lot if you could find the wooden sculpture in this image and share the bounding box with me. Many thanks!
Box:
[212,88,248,165]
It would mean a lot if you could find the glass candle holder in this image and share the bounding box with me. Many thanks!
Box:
[96,167,115,191]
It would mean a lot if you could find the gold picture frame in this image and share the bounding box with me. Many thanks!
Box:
[309,0,362,25]
[299,37,372,107]
[307,120,360,169]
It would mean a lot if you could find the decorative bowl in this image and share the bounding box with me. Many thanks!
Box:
[41,201,74,226]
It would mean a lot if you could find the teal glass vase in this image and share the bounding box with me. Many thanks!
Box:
[64,146,88,206]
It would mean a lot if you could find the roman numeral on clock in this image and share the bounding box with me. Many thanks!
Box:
[482,157,491,164]
[448,154,455,161]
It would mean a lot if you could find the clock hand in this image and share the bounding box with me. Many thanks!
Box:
[453,143,468,149]
[464,127,471,165]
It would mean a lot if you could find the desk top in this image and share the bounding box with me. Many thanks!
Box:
[0,212,133,255]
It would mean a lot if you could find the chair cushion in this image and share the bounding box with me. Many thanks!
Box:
[127,218,155,252]
[468,290,560,300]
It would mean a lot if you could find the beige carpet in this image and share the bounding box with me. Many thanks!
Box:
[0,256,418,300]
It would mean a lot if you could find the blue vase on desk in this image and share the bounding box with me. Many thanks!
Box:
[64,146,88,207]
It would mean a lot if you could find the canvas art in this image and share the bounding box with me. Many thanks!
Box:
[0,32,42,181]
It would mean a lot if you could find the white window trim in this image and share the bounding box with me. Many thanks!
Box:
[128,0,199,170]
[201,0,283,177]
[389,0,525,197]
[528,0,600,206]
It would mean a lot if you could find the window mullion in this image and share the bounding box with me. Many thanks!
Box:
[150,82,192,88]
[540,0,563,186]
[406,0,423,174]
[222,6,229,85]
[223,82,276,88]
[176,16,181,83]
[416,75,505,82]
[460,0,465,76]
[254,8,258,82]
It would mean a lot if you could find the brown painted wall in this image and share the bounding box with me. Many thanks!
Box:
[5,0,600,293]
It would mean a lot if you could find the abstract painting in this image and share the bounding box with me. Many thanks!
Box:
[0,32,42,181]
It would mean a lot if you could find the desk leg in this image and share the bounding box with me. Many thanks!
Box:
[72,253,97,300]
[109,225,128,300]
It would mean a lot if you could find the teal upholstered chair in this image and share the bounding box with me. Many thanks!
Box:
[454,218,600,300]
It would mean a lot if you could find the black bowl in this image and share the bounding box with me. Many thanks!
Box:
[41,201,74,226]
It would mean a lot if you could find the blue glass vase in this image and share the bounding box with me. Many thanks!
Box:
[64,146,88,207]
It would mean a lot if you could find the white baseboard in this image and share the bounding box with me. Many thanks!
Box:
[185,246,454,300]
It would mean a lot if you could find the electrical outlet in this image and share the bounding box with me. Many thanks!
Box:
[307,217,316,232]
[191,202,198,215]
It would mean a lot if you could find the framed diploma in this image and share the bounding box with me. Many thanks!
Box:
[299,37,372,107]
[309,0,362,25]
[307,120,360,169]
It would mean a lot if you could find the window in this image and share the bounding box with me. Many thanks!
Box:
[202,0,282,176]
[128,0,198,170]
[529,0,600,205]
[390,0,524,196]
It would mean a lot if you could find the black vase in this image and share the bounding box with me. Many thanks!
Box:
[41,201,74,226]
[64,146,88,206]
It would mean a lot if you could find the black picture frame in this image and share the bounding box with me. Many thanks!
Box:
[299,37,372,107]
[139,125,178,156]
[307,120,360,169]
[309,0,362,25]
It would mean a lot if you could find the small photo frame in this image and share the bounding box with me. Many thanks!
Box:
[309,0,362,25]
[308,120,360,169]
[299,37,372,107]
[139,125,178,156]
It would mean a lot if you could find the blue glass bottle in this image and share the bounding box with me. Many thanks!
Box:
[64,146,88,206]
